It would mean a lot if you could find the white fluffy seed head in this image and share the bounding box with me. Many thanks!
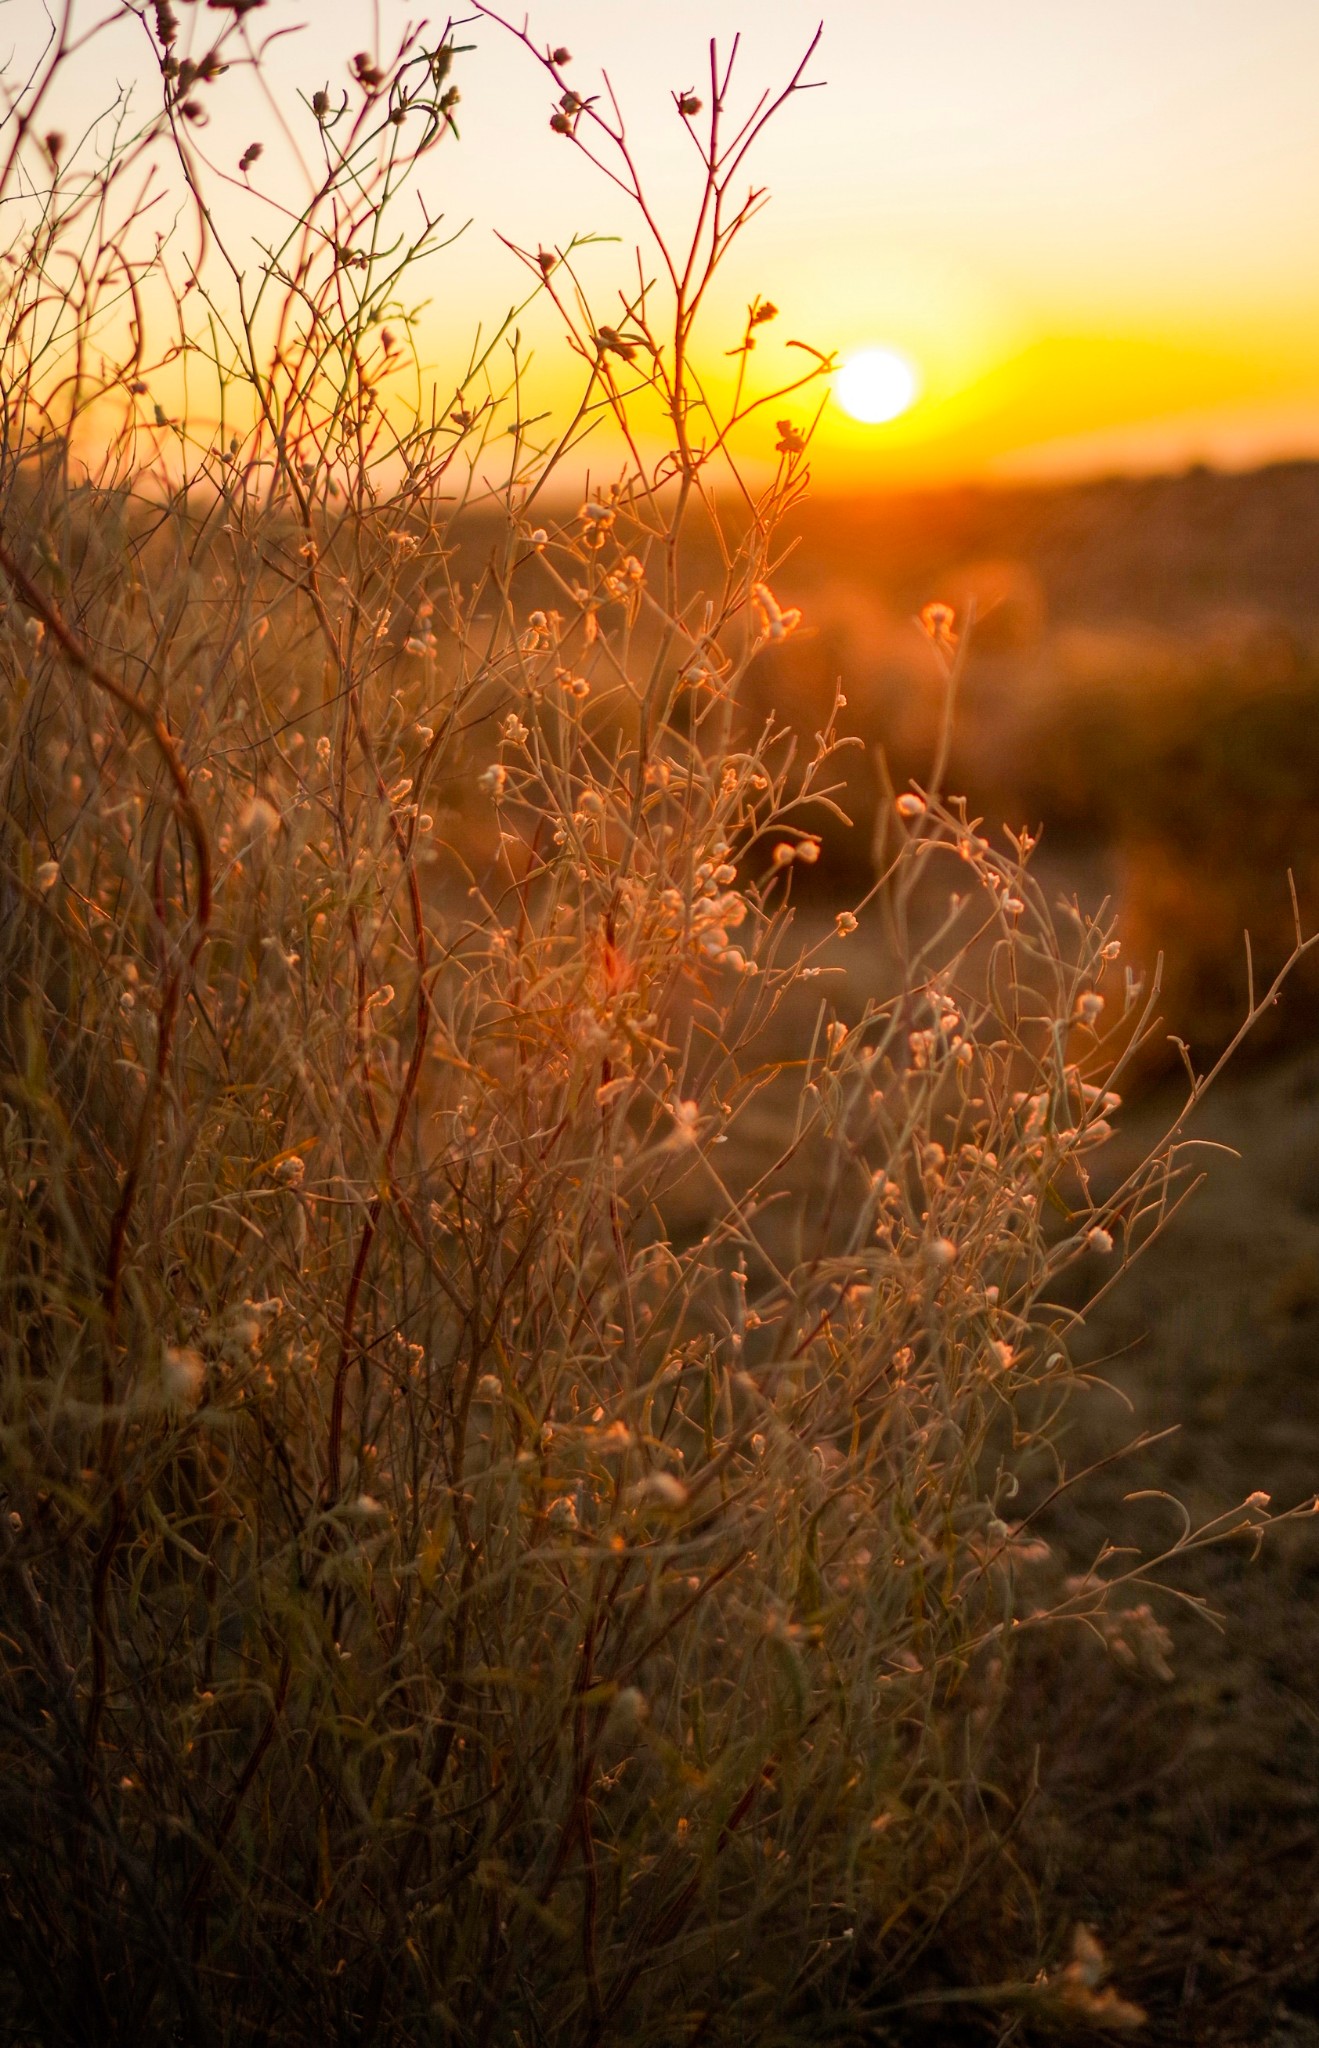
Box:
[162,1346,205,1407]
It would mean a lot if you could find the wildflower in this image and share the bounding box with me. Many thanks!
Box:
[272,1154,306,1187]
[316,735,332,765]
[835,911,858,936]
[795,838,820,863]
[919,600,957,652]
[238,141,262,173]
[1085,1226,1114,1255]
[926,1236,957,1270]
[629,1472,688,1509]
[349,1494,387,1521]
[771,842,796,867]
[668,1098,700,1147]
[775,419,806,455]
[536,247,557,277]
[551,45,572,65]
[1074,990,1105,1027]
[593,325,637,362]
[1044,1925,1146,2031]
[895,792,925,819]
[580,499,616,543]
[478,763,508,798]
[679,92,703,116]
[162,1346,205,1407]
[529,527,548,548]
[34,860,59,892]
[240,795,280,840]
[751,582,801,642]
[1102,1603,1174,1685]
[475,1374,502,1402]
[546,1494,579,1530]
[500,713,529,745]
[549,110,574,134]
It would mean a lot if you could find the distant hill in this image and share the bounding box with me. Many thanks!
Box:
[787,460,1319,631]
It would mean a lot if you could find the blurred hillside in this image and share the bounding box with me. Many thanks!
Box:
[785,459,1319,632]
[756,459,1319,1069]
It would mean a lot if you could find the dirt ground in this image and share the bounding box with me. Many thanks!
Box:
[999,1044,1319,2045]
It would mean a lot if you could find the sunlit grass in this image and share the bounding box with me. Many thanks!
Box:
[0,7,1314,2042]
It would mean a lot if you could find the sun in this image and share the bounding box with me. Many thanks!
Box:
[834,347,920,425]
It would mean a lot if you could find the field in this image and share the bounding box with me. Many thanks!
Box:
[762,463,1319,1065]
[2,9,1319,2044]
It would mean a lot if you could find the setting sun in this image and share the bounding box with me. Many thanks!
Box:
[834,347,921,426]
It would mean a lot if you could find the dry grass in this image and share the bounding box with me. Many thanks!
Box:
[0,9,1314,2043]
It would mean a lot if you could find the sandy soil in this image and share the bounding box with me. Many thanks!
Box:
[1004,1046,1319,2045]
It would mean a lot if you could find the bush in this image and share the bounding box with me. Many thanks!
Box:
[0,8,1311,2041]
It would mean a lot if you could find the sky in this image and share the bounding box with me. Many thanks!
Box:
[22,0,1319,487]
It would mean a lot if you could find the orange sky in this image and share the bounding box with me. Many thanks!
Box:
[29,0,1319,486]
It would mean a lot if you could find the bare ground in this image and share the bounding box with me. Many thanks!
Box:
[1002,1044,1319,2045]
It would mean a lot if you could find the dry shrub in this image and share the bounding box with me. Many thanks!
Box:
[0,8,1313,2043]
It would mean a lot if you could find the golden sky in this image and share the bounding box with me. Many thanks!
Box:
[32,0,1319,487]
[439,0,1319,485]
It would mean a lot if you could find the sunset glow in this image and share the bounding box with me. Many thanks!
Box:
[26,0,1319,485]
[834,349,921,427]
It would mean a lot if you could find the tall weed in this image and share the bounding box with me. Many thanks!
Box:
[0,8,1312,2041]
